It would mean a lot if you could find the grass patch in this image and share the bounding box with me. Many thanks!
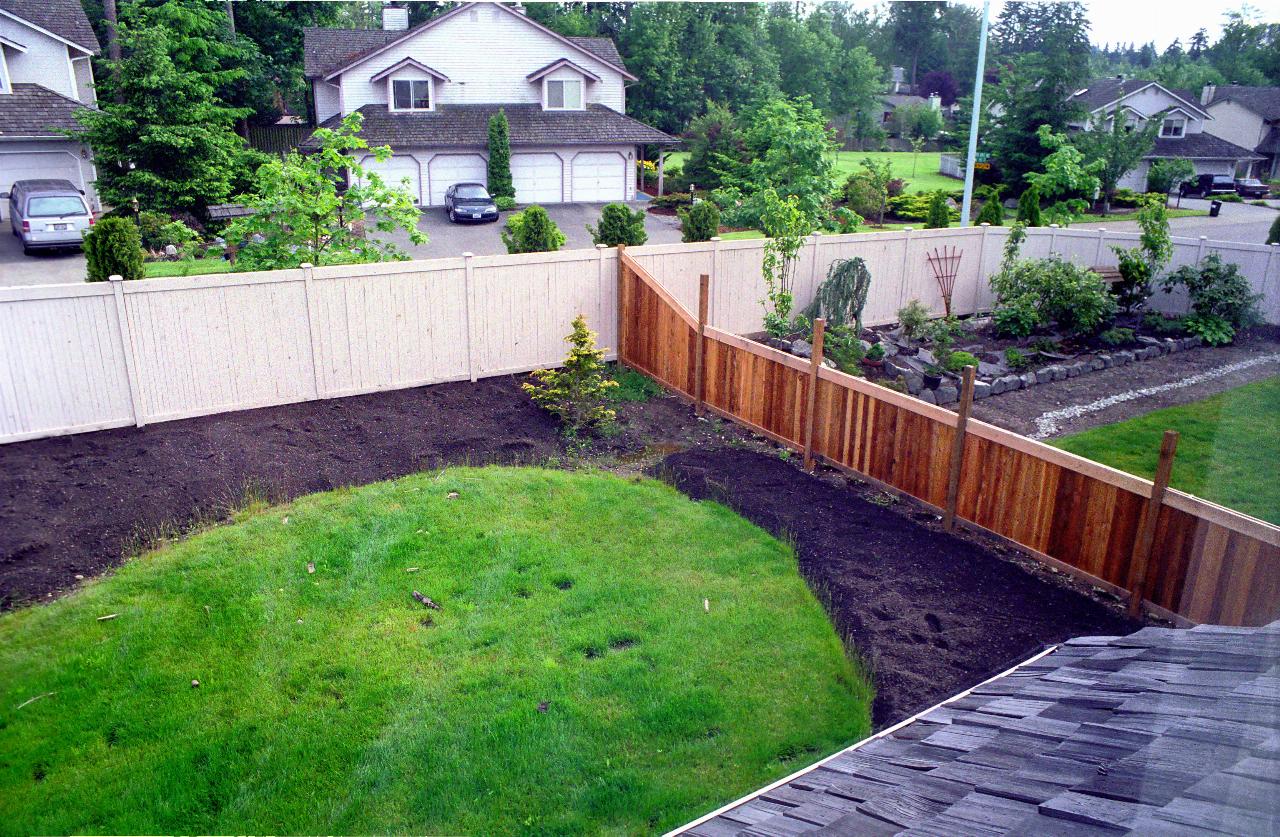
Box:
[1051,377,1280,524]
[0,467,870,834]
[667,150,959,195]
[143,257,232,278]
[607,365,664,402]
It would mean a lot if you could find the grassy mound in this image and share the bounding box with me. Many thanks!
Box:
[0,467,870,834]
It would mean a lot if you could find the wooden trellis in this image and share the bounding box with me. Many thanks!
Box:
[926,246,964,316]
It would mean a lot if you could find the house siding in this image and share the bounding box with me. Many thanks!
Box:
[1206,99,1267,151]
[314,81,341,123]
[0,15,78,100]
[335,5,625,113]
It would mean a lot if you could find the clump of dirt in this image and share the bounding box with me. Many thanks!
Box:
[653,447,1137,728]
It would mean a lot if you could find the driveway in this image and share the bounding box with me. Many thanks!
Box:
[0,228,87,287]
[388,201,684,257]
[1074,197,1279,246]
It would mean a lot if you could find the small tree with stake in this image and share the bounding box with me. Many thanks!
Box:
[523,315,618,438]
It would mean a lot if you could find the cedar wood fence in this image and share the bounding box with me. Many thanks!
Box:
[616,246,1280,629]
[2,227,1278,624]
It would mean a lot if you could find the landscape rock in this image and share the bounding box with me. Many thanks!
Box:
[917,349,936,366]
[918,388,938,405]
[821,359,836,369]
[1097,354,1112,369]
[791,339,812,358]
[1019,372,1037,388]
[1115,350,1134,364]
[997,374,1023,393]
[767,337,791,352]
[1164,338,1179,353]
[981,351,1004,365]
[977,361,1005,378]
[164,244,179,257]
[1036,368,1056,384]
[935,385,958,404]
[1064,364,1080,378]
[1186,335,1203,348]
[881,341,900,358]
[1137,335,1162,349]
[905,374,924,396]
[1090,357,1106,371]
[973,380,992,399]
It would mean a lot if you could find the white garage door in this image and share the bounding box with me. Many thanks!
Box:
[0,151,86,220]
[571,152,627,203]
[359,154,421,204]
[511,153,563,204]
[428,154,487,206]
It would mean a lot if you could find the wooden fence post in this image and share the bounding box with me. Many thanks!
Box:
[943,365,976,531]
[694,273,709,415]
[802,317,826,472]
[1127,429,1179,619]
[615,244,627,369]
[107,273,146,427]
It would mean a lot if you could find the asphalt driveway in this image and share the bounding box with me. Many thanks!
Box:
[387,200,684,257]
[1074,197,1280,244]
[0,227,87,287]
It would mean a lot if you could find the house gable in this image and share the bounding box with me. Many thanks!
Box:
[0,8,91,102]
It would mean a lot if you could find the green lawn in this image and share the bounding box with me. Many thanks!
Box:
[666,150,959,194]
[1052,378,1280,524]
[0,467,870,834]
[143,257,231,278]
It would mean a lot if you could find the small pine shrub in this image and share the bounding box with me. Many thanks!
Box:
[1142,312,1187,335]
[897,299,930,339]
[1268,213,1280,245]
[678,200,720,242]
[944,350,979,373]
[587,203,647,246]
[1004,347,1029,370]
[975,195,1004,226]
[1098,327,1135,346]
[84,216,144,282]
[1015,185,1042,226]
[923,191,951,229]
[522,315,618,436]
[501,206,565,254]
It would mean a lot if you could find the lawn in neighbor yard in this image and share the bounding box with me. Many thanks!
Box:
[0,467,870,834]
[143,257,232,278]
[665,150,959,194]
[1052,377,1280,525]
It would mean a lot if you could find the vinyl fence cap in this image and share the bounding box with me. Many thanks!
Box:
[108,274,123,282]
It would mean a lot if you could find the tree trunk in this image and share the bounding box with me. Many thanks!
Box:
[103,0,120,61]
[225,1,236,36]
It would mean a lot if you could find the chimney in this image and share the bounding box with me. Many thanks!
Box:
[1201,84,1216,106]
[382,4,409,31]
[511,2,527,14]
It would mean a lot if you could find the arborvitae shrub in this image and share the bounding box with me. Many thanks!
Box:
[678,200,720,242]
[84,216,144,282]
[587,203,647,246]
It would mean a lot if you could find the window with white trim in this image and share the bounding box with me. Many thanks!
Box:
[391,78,431,111]
[1160,116,1186,138]
[545,78,583,110]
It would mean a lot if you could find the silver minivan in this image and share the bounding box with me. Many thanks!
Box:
[3,179,95,254]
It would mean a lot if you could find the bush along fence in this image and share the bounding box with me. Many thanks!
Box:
[617,248,1280,628]
[1,227,1276,445]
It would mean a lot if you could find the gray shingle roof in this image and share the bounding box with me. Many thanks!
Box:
[566,36,624,69]
[300,103,676,149]
[0,0,99,53]
[1208,86,1280,121]
[682,621,1280,836]
[1149,132,1263,161]
[0,83,91,138]
[1069,78,1205,116]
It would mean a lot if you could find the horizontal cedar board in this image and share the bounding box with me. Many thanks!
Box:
[618,255,1280,626]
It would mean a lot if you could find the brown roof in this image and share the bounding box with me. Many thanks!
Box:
[0,83,91,138]
[1069,78,1207,117]
[301,103,677,149]
[0,0,99,53]
[1208,86,1280,122]
[1147,132,1263,161]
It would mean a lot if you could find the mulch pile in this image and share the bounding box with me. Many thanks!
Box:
[654,447,1137,728]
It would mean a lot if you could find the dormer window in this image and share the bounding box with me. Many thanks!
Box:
[1160,116,1186,138]
[392,78,431,111]
[545,78,583,110]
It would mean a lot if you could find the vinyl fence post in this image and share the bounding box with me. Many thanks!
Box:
[615,243,627,369]
[943,365,976,532]
[898,228,913,311]
[108,273,146,427]
[462,251,478,382]
[710,236,722,325]
[1094,228,1107,266]
[975,223,991,314]
[802,317,826,472]
[596,243,612,360]
[808,230,822,300]
[299,262,323,399]
[694,273,709,415]
[1048,223,1059,255]
[1196,235,1208,264]
[1127,430,1179,619]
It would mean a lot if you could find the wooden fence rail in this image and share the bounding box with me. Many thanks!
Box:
[618,250,1280,628]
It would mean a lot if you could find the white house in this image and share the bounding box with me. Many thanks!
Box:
[1066,77,1262,191]
[1201,85,1280,181]
[0,0,99,220]
[301,2,676,207]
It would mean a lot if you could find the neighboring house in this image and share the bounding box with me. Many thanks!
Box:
[0,0,99,220]
[301,2,675,207]
[1067,77,1262,191]
[1201,84,1280,181]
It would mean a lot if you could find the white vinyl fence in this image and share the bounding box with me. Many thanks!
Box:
[2,227,1277,444]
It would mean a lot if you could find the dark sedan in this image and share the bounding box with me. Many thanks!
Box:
[444,182,499,223]
[1234,178,1270,199]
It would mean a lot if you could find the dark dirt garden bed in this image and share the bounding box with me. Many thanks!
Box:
[2,373,1138,729]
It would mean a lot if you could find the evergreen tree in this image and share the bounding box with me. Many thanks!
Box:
[1016,185,1043,227]
[587,204,647,247]
[487,109,514,200]
[976,194,1005,226]
[681,101,744,191]
[83,217,144,282]
[924,192,951,229]
[522,315,618,437]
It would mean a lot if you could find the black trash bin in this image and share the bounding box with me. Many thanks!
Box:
[1209,200,1222,217]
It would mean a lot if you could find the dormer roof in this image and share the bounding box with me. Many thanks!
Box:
[1068,78,1210,119]
[370,57,451,84]
[526,58,602,83]
[0,0,99,54]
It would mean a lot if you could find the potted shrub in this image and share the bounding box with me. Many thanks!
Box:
[862,341,885,369]
[922,364,944,390]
